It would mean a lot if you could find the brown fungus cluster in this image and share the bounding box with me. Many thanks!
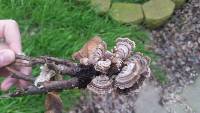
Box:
[0,36,152,113]
[73,36,151,95]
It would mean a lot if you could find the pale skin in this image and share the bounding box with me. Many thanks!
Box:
[0,20,31,91]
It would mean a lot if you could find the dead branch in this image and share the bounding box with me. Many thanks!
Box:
[0,37,152,113]
[15,55,76,67]
[6,67,35,82]
[1,37,151,99]
[15,54,97,78]
[2,78,79,98]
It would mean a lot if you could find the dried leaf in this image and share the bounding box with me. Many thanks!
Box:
[45,92,63,113]
[72,36,103,60]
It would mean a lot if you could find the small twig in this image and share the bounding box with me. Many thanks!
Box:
[15,55,76,66]
[15,54,82,76]
[2,55,98,98]
[0,37,151,113]
[42,78,79,90]
[13,62,33,67]
[1,78,79,98]
[5,67,35,82]
[39,56,75,66]
[15,55,98,78]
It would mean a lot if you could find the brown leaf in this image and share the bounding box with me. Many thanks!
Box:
[72,36,103,60]
[45,92,63,113]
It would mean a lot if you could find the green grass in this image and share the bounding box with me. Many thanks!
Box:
[150,61,168,85]
[0,0,158,112]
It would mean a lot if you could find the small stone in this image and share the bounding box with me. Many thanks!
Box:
[185,66,190,72]
[198,38,200,44]
[109,3,144,24]
[175,72,181,78]
[91,0,111,14]
[168,46,176,55]
[143,0,175,28]
[187,41,193,48]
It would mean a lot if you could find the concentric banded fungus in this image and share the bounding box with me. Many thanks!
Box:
[104,50,113,59]
[94,59,111,73]
[112,38,135,68]
[87,42,107,65]
[114,38,135,59]
[115,61,140,89]
[111,57,123,70]
[130,52,151,75]
[87,75,113,95]
[141,67,151,78]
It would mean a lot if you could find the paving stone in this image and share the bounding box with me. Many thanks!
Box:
[135,82,167,113]
[181,77,200,113]
[143,0,175,28]
[91,0,111,14]
[110,3,144,24]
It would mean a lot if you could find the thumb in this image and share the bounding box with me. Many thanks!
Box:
[0,49,15,68]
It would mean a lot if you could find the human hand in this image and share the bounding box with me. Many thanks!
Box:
[0,20,31,91]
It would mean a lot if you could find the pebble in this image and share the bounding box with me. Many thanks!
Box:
[151,0,200,106]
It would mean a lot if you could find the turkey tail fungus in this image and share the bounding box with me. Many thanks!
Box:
[0,36,151,113]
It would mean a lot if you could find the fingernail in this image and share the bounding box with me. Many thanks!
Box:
[0,49,15,68]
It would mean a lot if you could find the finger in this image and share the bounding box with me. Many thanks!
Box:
[18,66,32,89]
[0,49,15,68]
[0,43,9,50]
[1,76,17,91]
[0,44,13,77]
[0,20,22,54]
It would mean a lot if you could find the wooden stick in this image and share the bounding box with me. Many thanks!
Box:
[4,78,79,97]
[6,67,35,82]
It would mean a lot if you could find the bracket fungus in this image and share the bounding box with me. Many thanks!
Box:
[94,59,111,73]
[0,36,151,113]
[112,38,135,69]
[73,37,151,95]
[115,61,140,89]
[87,75,113,95]
[1,36,151,97]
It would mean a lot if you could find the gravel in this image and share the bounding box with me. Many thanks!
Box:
[69,91,139,113]
[151,0,200,105]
